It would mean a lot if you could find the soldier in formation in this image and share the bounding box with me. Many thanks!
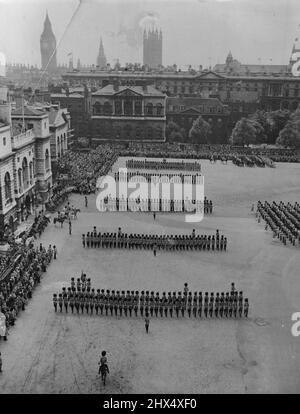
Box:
[53,278,249,319]
[82,228,227,252]
[256,201,300,246]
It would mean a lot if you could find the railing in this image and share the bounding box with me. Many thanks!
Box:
[12,129,34,150]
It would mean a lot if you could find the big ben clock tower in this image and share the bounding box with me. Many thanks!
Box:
[40,11,57,73]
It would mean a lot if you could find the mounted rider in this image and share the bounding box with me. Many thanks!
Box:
[98,351,109,374]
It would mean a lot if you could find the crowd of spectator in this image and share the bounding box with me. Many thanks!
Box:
[120,143,300,163]
[0,242,56,341]
[57,146,119,194]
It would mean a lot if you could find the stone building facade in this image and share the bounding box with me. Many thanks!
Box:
[90,84,166,143]
[167,97,230,143]
[62,69,300,115]
[0,89,55,236]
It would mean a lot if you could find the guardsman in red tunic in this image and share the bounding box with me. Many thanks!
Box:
[53,294,58,312]
[80,295,85,314]
[58,294,63,313]
[109,291,114,316]
[69,294,75,314]
[219,293,224,318]
[187,292,192,318]
[99,290,104,315]
[149,297,154,317]
[134,291,139,317]
[224,293,229,318]
[192,292,198,318]
[140,291,145,317]
[203,292,208,318]
[114,292,119,316]
[75,294,80,314]
[71,277,75,291]
[85,294,90,314]
[244,298,249,317]
[162,292,168,317]
[105,290,110,316]
[63,293,69,313]
[159,297,164,318]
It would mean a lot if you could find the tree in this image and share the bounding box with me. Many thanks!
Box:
[166,121,180,141]
[276,106,300,148]
[188,116,211,144]
[249,119,266,144]
[276,121,300,148]
[248,111,269,143]
[229,117,257,146]
[171,131,185,142]
[267,109,291,144]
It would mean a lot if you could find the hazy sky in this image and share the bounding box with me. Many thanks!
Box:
[0,0,300,69]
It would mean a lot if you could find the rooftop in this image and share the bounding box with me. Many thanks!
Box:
[12,105,46,117]
[48,107,69,127]
[92,84,165,97]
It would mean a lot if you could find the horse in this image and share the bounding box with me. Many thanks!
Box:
[53,216,67,227]
[99,364,109,386]
[70,208,81,219]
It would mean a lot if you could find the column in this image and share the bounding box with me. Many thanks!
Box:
[132,99,135,116]
[122,100,124,115]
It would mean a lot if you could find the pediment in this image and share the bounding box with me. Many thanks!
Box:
[180,107,201,114]
[114,88,142,97]
[196,71,224,80]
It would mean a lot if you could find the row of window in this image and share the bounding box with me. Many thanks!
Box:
[3,150,50,203]
[93,101,164,116]
[168,105,224,113]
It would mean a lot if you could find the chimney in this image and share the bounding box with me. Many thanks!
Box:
[0,101,11,125]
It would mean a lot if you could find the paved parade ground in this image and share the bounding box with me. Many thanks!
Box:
[0,160,300,394]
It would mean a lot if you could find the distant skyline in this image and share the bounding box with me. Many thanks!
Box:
[1,0,300,69]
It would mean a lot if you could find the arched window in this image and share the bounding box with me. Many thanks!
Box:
[103,101,112,115]
[146,103,153,116]
[29,161,33,182]
[93,101,102,115]
[22,157,29,189]
[18,168,22,191]
[156,103,163,116]
[45,149,50,171]
[4,172,11,201]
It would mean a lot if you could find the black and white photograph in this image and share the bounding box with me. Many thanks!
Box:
[0,0,300,398]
